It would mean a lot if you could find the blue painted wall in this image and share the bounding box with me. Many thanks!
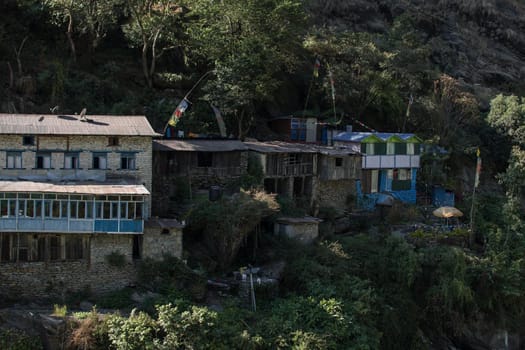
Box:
[432,186,455,207]
[356,168,417,210]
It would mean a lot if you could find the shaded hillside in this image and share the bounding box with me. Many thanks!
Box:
[309,0,525,105]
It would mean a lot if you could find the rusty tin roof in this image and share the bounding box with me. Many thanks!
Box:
[0,114,160,136]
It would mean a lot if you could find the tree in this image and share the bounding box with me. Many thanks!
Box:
[487,94,525,145]
[188,190,279,271]
[487,95,525,235]
[45,0,123,61]
[186,0,307,139]
[304,29,404,129]
[123,0,183,88]
[429,74,479,148]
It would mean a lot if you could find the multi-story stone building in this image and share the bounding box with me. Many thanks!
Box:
[0,113,182,299]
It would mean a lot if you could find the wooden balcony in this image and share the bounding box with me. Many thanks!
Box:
[191,166,243,177]
[265,163,314,177]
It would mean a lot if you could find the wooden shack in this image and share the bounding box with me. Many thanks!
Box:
[244,141,317,200]
[152,139,248,216]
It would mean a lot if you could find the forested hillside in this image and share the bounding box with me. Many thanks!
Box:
[3,0,525,349]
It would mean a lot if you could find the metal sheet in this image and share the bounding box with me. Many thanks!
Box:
[0,114,160,136]
[0,181,149,195]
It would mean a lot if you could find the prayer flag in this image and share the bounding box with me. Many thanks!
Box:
[313,58,321,78]
[475,148,481,188]
[168,98,190,126]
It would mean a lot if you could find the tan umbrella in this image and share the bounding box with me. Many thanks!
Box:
[433,206,463,218]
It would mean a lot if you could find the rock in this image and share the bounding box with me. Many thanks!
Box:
[79,301,94,311]
[334,217,352,234]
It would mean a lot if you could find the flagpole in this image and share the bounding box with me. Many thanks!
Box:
[326,63,336,121]
[162,70,216,137]
[302,57,320,118]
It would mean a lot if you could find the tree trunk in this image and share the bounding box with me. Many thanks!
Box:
[14,36,28,76]
[148,29,162,88]
[66,11,76,62]
[142,42,152,88]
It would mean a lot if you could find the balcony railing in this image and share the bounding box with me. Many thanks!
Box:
[191,166,243,177]
[0,217,143,233]
[266,163,314,177]
[362,155,420,169]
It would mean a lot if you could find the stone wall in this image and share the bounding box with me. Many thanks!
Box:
[317,179,357,211]
[143,226,183,260]
[0,234,136,300]
[274,217,320,244]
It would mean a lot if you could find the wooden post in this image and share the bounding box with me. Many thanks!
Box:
[469,185,477,246]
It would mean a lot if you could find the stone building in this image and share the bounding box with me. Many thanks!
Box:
[152,139,248,217]
[316,147,361,210]
[0,113,182,300]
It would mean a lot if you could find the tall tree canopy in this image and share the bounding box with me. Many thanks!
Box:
[185,0,307,138]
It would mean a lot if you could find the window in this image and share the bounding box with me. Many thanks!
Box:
[108,136,119,146]
[335,157,343,167]
[391,168,412,191]
[391,168,411,181]
[363,143,384,155]
[0,197,17,217]
[197,152,212,167]
[6,152,22,169]
[15,234,29,262]
[35,152,52,169]
[395,143,407,155]
[1,234,10,261]
[287,154,300,165]
[120,153,136,170]
[49,236,61,261]
[65,236,84,260]
[64,153,80,169]
[22,136,34,146]
[92,153,107,169]
[407,143,415,155]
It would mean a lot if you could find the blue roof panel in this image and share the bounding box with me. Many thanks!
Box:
[334,131,419,142]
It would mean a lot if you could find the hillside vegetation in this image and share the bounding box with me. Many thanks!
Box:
[2,0,525,348]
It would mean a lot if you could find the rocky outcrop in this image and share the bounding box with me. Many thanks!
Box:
[308,0,525,107]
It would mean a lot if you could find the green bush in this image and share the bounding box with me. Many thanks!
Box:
[136,255,206,299]
[0,329,43,350]
[106,310,157,350]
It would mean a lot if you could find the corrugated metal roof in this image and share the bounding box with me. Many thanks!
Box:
[154,139,247,152]
[244,141,359,155]
[0,181,149,195]
[0,114,160,136]
[244,141,319,154]
[333,131,421,143]
[314,147,360,156]
[275,216,323,224]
